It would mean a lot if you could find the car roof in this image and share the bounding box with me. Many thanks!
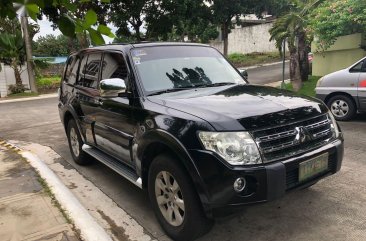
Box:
[71,42,211,56]
[75,42,210,53]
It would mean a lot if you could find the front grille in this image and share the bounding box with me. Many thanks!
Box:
[285,152,337,190]
[251,114,333,162]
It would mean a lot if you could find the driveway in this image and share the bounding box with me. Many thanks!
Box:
[246,61,290,85]
[0,97,366,241]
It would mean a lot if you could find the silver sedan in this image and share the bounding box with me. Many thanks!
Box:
[316,56,366,120]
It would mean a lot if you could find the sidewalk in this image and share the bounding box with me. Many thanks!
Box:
[0,93,58,104]
[0,144,78,241]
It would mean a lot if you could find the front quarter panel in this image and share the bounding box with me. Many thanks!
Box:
[132,99,215,214]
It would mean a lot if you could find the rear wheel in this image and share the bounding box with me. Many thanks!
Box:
[148,153,213,241]
[66,119,91,165]
[327,95,356,121]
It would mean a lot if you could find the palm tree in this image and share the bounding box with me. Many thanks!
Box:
[269,0,323,91]
[0,31,25,86]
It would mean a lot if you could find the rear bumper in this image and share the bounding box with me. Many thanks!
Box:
[189,138,344,216]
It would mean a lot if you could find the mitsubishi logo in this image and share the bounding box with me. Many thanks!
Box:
[294,126,312,144]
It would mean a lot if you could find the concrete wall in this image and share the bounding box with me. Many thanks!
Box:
[312,33,366,76]
[210,22,278,54]
[0,64,30,97]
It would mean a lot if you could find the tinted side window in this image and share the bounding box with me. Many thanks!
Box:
[82,53,103,89]
[350,60,364,72]
[102,52,128,81]
[76,55,88,86]
[64,56,80,85]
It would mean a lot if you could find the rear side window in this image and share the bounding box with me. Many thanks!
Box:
[64,56,80,85]
[101,52,128,81]
[82,53,103,89]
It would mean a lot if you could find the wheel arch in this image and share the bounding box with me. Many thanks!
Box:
[136,129,212,217]
[62,107,85,142]
[324,92,359,109]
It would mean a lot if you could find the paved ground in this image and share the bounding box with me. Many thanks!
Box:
[1,97,366,241]
[246,62,290,85]
[0,145,77,241]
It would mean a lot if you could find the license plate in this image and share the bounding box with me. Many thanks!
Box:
[299,153,329,182]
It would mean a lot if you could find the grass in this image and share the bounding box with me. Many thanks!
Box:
[282,76,321,97]
[7,92,39,98]
[228,52,286,68]
[36,76,61,89]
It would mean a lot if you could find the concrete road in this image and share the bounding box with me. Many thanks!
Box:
[246,61,290,85]
[1,97,366,241]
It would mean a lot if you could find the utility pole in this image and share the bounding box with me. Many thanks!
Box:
[281,39,286,89]
[20,13,38,93]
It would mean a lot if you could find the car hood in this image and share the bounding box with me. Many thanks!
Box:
[147,85,328,131]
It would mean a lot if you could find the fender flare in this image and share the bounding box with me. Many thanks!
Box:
[61,105,86,143]
[136,129,213,216]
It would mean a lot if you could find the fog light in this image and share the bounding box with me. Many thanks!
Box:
[233,177,246,192]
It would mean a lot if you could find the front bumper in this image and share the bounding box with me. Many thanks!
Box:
[189,138,344,216]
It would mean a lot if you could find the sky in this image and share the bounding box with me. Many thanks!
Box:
[33,18,117,44]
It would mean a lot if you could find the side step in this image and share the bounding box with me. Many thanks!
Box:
[82,144,142,188]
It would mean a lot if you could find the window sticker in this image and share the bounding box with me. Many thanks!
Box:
[132,49,147,57]
[133,57,141,65]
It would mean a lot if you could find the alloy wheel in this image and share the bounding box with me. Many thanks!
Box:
[331,100,349,118]
[69,127,80,157]
[155,171,185,226]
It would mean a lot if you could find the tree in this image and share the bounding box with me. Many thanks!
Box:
[109,0,151,41]
[1,0,114,46]
[207,0,256,56]
[310,0,366,51]
[269,0,324,91]
[0,31,25,87]
[33,34,81,57]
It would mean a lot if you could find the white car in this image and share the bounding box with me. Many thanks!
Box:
[316,56,366,120]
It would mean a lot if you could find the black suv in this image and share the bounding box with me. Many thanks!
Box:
[59,43,344,240]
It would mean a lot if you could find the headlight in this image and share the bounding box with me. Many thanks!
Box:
[316,77,324,87]
[328,110,340,138]
[198,132,262,165]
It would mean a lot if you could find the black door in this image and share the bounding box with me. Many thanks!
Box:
[93,51,135,165]
[75,52,103,144]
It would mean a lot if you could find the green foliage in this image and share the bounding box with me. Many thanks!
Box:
[7,92,39,98]
[310,0,366,51]
[1,0,113,46]
[36,76,61,90]
[228,52,282,67]
[283,75,321,97]
[0,31,25,65]
[33,34,81,57]
[8,84,26,94]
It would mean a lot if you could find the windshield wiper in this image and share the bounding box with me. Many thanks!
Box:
[193,82,236,88]
[148,87,191,96]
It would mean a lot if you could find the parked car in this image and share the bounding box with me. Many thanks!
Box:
[316,56,366,121]
[58,43,344,241]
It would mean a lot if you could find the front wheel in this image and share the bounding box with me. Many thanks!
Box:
[148,153,213,241]
[327,95,356,121]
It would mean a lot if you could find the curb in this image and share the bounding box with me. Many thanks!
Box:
[240,60,289,70]
[0,93,58,104]
[0,139,113,241]
[262,79,291,88]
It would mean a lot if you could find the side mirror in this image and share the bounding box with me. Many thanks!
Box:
[100,78,126,97]
[239,69,248,79]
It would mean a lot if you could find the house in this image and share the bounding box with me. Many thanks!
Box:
[311,33,366,76]
[0,64,30,97]
[210,14,278,54]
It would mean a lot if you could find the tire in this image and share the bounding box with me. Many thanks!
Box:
[327,95,356,121]
[66,119,91,165]
[148,153,213,241]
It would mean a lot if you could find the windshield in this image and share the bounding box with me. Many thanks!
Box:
[130,46,245,93]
